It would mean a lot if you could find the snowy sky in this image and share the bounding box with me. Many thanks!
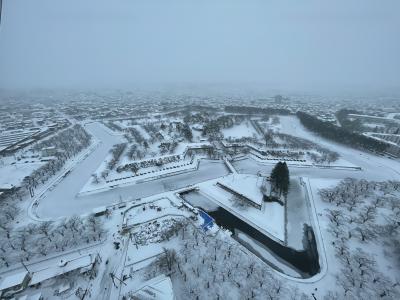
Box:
[0,0,399,92]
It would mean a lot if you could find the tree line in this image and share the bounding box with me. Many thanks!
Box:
[135,221,310,300]
[296,111,388,153]
[0,214,106,269]
[225,105,291,115]
[24,125,91,192]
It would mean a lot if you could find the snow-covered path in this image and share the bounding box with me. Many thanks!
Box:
[35,122,230,219]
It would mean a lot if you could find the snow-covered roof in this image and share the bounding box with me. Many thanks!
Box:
[132,274,174,300]
[0,270,29,290]
[29,254,94,285]
[0,183,14,190]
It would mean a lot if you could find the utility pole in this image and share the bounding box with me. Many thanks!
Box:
[110,272,126,288]
[29,186,34,197]
[20,259,29,273]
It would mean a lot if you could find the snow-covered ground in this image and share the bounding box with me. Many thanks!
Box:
[221,121,260,139]
[0,161,44,186]
[217,173,265,206]
[80,157,198,195]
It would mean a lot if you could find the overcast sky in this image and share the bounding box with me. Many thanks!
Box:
[0,0,399,93]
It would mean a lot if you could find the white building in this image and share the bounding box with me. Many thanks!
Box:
[131,274,175,300]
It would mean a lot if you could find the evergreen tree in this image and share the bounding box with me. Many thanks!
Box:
[270,162,290,197]
[182,123,193,142]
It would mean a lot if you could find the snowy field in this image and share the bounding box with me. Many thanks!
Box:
[217,173,265,206]
[0,162,44,186]
[221,121,260,139]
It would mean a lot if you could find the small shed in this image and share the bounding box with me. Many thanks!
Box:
[92,206,108,217]
[0,183,15,192]
[118,202,126,209]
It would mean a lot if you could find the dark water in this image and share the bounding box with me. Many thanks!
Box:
[180,190,320,278]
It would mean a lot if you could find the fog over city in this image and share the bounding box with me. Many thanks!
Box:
[0,1,400,300]
[1,0,400,93]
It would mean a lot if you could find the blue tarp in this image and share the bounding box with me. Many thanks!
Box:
[199,210,214,231]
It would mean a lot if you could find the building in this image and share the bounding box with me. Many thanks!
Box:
[0,183,15,192]
[131,274,175,300]
[29,254,95,287]
[92,206,108,217]
[0,129,40,155]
